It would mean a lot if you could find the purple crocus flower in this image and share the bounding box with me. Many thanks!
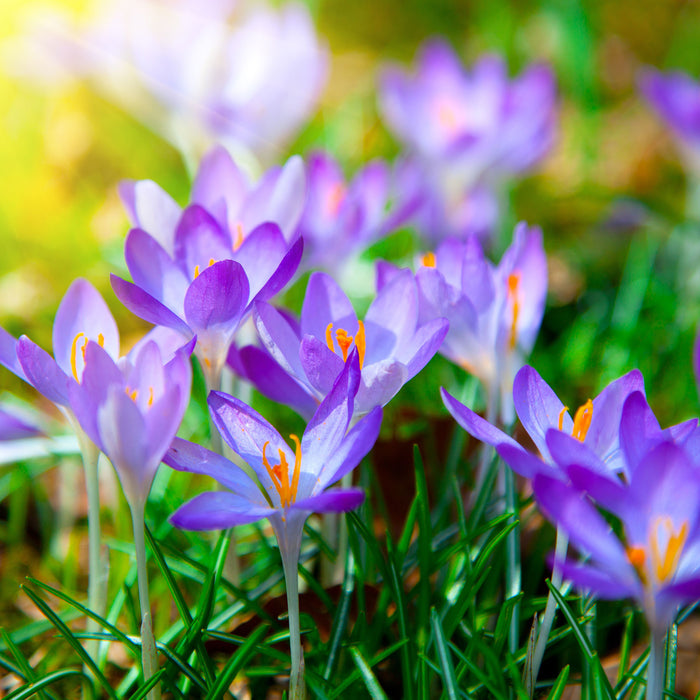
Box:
[113,149,304,388]
[166,353,381,696]
[14,1,328,164]
[0,278,119,410]
[533,437,700,634]
[239,268,448,418]
[69,339,192,510]
[441,364,645,480]
[296,151,422,274]
[639,68,700,176]
[379,40,556,189]
[393,222,545,422]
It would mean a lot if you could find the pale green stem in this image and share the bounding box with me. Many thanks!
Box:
[527,527,569,695]
[281,546,305,700]
[130,500,161,700]
[647,627,666,700]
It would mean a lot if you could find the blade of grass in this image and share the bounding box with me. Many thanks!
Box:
[349,647,390,700]
[546,665,570,699]
[4,670,87,700]
[430,608,459,700]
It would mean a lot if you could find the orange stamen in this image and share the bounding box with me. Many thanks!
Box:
[289,434,302,504]
[627,546,646,569]
[355,320,366,369]
[572,400,593,442]
[126,387,138,402]
[421,251,436,267]
[262,436,303,508]
[97,333,104,347]
[650,517,688,584]
[194,265,200,278]
[325,323,334,353]
[506,272,521,351]
[70,332,88,382]
[326,183,346,217]
[147,387,154,407]
[558,406,569,431]
[233,222,245,251]
[336,328,353,362]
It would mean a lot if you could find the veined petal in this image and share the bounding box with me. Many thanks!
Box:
[17,336,71,406]
[0,327,26,381]
[513,365,569,459]
[290,487,365,515]
[301,273,356,340]
[111,275,192,336]
[174,205,232,275]
[545,430,612,476]
[496,442,552,479]
[355,358,407,413]
[619,391,662,475]
[165,437,265,502]
[401,317,449,379]
[171,491,272,530]
[53,278,119,377]
[300,335,345,397]
[246,235,303,308]
[253,302,305,378]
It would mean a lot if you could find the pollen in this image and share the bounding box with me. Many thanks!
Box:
[326,321,366,368]
[421,251,436,268]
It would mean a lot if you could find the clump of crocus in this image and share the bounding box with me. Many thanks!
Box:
[69,338,193,699]
[13,0,328,166]
[397,222,546,423]
[378,40,556,241]
[238,268,448,418]
[113,147,304,391]
[639,68,700,178]
[166,352,382,699]
[296,151,422,275]
[533,404,700,700]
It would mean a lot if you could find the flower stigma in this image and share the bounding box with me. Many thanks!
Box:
[70,332,105,382]
[421,251,436,267]
[262,434,302,508]
[557,399,593,442]
[626,517,688,586]
[325,320,366,367]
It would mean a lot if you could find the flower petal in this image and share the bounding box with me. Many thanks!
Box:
[291,487,365,515]
[17,336,71,406]
[171,491,272,530]
[301,273,356,340]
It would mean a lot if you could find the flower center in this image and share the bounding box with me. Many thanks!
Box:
[70,332,105,382]
[233,222,245,251]
[506,272,521,351]
[626,516,689,586]
[194,258,216,279]
[262,434,302,508]
[325,320,366,368]
[434,97,461,136]
[421,251,436,267]
[557,399,593,442]
[125,386,154,407]
[325,183,347,218]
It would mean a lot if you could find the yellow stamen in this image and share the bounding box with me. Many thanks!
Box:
[97,333,104,347]
[289,434,302,504]
[147,387,154,407]
[558,406,569,431]
[233,222,245,251]
[326,183,346,217]
[355,320,366,369]
[336,328,353,362]
[126,387,138,402]
[506,272,521,351]
[627,546,646,569]
[650,517,688,584]
[325,323,334,353]
[194,265,200,278]
[70,332,88,382]
[421,251,436,268]
[572,399,593,442]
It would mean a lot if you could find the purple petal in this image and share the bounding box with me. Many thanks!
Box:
[552,559,639,600]
[291,487,365,515]
[239,345,317,419]
[513,366,569,459]
[401,317,449,379]
[441,387,520,450]
[183,260,249,334]
[253,302,305,378]
[496,442,552,479]
[566,464,631,522]
[52,278,119,378]
[173,205,233,275]
[0,327,25,381]
[111,275,192,336]
[164,437,264,501]
[299,335,345,397]
[301,273,356,340]
[355,359,407,412]
[619,391,662,475]
[545,430,613,476]
[16,337,71,406]
[171,491,272,530]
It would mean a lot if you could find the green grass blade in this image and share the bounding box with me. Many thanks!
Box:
[430,608,459,700]
[665,624,678,692]
[546,665,570,699]
[19,585,119,700]
[203,624,268,700]
[349,647,390,700]
[4,670,87,700]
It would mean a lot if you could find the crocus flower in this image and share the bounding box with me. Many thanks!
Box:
[400,222,545,422]
[296,151,422,274]
[441,364,646,480]
[166,353,382,698]
[239,268,448,418]
[0,278,119,410]
[69,338,192,510]
[13,0,328,165]
[379,40,556,189]
[639,68,700,177]
[113,149,304,389]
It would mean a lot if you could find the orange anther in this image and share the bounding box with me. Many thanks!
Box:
[558,406,569,431]
[336,328,353,362]
[70,332,88,382]
[507,272,521,351]
[572,400,593,442]
[233,222,245,251]
[421,251,436,268]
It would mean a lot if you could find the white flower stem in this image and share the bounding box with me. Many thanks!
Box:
[130,501,161,700]
[527,527,569,695]
[281,545,306,700]
[647,626,667,700]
